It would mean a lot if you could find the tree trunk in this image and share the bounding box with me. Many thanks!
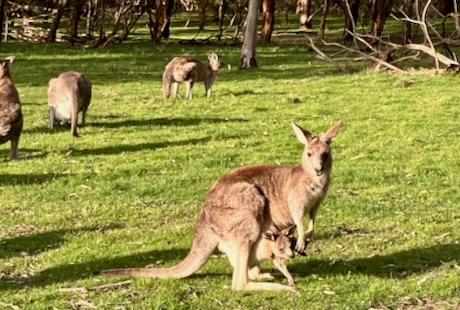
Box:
[319,0,329,38]
[371,0,396,37]
[439,0,453,15]
[48,0,67,43]
[402,0,413,44]
[70,0,84,44]
[0,0,6,42]
[261,0,275,42]
[217,0,227,39]
[240,0,261,68]
[342,0,360,42]
[296,0,312,29]
[198,0,209,30]
[154,0,174,43]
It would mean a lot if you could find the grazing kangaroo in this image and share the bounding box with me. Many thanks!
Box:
[101,121,343,291]
[0,56,23,160]
[162,53,224,100]
[245,226,297,288]
[48,71,92,137]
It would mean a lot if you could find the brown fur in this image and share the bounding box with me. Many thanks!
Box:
[0,56,22,160]
[48,71,92,137]
[162,53,224,100]
[246,226,297,287]
[101,121,343,291]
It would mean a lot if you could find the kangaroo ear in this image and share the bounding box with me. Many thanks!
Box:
[282,225,297,237]
[322,120,343,144]
[291,122,313,145]
[5,55,15,64]
[263,233,278,242]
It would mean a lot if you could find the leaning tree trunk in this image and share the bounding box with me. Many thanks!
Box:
[198,0,209,30]
[296,0,312,29]
[48,0,67,42]
[154,0,174,43]
[371,0,396,37]
[402,0,413,44]
[261,0,275,42]
[70,0,84,44]
[240,0,261,68]
[0,0,7,42]
[342,0,360,42]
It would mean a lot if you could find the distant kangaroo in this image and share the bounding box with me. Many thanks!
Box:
[245,226,297,288]
[162,53,224,100]
[0,56,23,160]
[48,71,92,137]
[101,121,343,291]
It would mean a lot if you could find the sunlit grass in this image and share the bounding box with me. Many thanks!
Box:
[0,17,459,309]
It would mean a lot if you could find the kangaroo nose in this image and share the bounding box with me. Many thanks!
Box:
[315,168,323,176]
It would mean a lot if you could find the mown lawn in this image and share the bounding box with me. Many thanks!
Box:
[0,21,459,309]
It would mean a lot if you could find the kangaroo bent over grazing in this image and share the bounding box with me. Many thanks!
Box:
[101,121,343,291]
[48,71,92,137]
[0,56,23,160]
[162,53,224,100]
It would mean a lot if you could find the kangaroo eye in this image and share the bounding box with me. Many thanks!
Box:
[307,153,312,157]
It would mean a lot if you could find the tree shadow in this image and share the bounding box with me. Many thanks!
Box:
[68,137,212,157]
[0,224,123,260]
[290,243,460,279]
[1,243,458,291]
[0,172,72,186]
[0,148,48,161]
[22,117,249,134]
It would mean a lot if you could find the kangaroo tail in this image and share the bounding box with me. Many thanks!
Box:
[101,212,217,279]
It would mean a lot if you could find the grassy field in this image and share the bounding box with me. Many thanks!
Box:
[0,19,460,309]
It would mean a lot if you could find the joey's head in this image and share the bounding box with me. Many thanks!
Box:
[291,121,343,177]
[264,226,296,260]
[0,56,15,79]
[207,53,225,71]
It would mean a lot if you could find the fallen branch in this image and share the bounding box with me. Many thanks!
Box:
[58,280,132,293]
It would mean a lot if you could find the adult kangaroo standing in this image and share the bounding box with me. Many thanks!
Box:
[102,121,343,291]
[48,71,92,137]
[0,56,23,160]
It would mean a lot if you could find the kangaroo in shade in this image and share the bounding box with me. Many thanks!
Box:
[101,121,343,291]
[162,53,224,100]
[48,71,92,137]
[245,225,297,288]
[0,56,23,160]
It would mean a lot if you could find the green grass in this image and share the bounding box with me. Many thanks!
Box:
[1,22,460,309]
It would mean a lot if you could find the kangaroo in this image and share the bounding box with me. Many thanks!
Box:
[0,56,23,160]
[101,121,343,291]
[245,226,297,288]
[48,71,92,137]
[162,53,224,100]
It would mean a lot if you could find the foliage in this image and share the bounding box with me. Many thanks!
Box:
[0,26,460,309]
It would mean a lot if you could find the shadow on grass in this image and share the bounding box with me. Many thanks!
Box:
[0,172,71,186]
[23,117,249,134]
[69,137,211,156]
[291,243,460,278]
[0,148,48,162]
[1,243,459,290]
[0,224,123,260]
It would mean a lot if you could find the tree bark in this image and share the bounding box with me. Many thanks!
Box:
[402,0,413,44]
[48,0,67,43]
[319,0,329,38]
[0,0,7,42]
[154,0,174,43]
[343,0,360,42]
[439,0,453,15]
[371,0,396,37]
[198,0,209,30]
[240,0,261,68]
[261,0,275,42]
[70,0,84,44]
[297,0,312,29]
